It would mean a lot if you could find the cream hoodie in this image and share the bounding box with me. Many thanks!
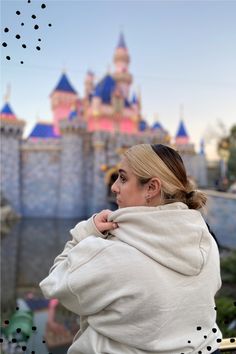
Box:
[40,202,222,354]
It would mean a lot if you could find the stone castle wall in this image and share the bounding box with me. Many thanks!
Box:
[21,140,61,217]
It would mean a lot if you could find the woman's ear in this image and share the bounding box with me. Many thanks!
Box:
[147,178,161,198]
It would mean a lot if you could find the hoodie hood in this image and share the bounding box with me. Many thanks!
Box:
[108,202,212,276]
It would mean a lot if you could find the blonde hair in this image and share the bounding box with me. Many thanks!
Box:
[124,144,207,210]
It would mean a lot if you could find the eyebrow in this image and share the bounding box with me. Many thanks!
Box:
[118,169,127,175]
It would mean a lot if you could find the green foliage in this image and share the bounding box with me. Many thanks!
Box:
[227,147,236,181]
[216,251,236,338]
[220,251,236,284]
[215,296,236,338]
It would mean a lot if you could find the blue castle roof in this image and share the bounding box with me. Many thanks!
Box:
[131,93,138,105]
[68,108,77,121]
[152,121,163,130]
[1,102,15,115]
[94,75,116,104]
[117,32,127,49]
[29,123,59,138]
[176,120,189,138]
[139,120,148,132]
[53,73,77,94]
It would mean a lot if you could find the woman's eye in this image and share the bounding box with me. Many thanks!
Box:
[119,174,126,183]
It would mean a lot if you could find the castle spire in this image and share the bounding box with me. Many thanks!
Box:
[117,32,127,49]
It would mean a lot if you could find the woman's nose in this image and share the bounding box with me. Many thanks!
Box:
[111,180,118,194]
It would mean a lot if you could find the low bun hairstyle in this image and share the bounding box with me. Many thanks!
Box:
[124,144,207,210]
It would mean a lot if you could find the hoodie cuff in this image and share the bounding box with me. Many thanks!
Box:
[70,214,107,243]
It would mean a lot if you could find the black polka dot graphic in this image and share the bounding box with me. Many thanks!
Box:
[34,25,39,30]
[16,307,19,310]
[42,340,46,343]
[36,46,41,50]
[6,56,10,60]
[204,335,207,339]
[212,328,217,333]
[198,352,202,354]
[32,14,36,19]
[28,0,31,3]
[214,306,217,310]
[230,338,235,343]
[16,34,21,39]
[21,22,24,26]
[22,346,27,351]
[4,320,9,324]
[0,338,3,343]
[2,42,7,47]
[22,44,27,48]
[16,328,21,333]
[32,326,37,331]
[38,38,41,41]
[31,351,35,354]
[12,338,17,343]
[16,11,21,15]
[26,335,30,339]
[41,3,46,9]
[207,346,211,351]
[196,326,202,331]
[48,23,52,27]
[4,28,9,33]
[216,338,222,343]
[188,340,191,343]
[20,61,24,64]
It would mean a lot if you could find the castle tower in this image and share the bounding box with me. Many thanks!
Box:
[50,72,79,136]
[58,117,87,218]
[113,32,132,99]
[0,102,25,212]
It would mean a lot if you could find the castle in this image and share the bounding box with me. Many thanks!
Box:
[0,33,207,218]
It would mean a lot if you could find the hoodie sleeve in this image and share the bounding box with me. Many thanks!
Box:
[49,215,105,273]
[39,238,131,317]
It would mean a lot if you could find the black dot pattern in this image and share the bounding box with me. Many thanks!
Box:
[16,328,21,333]
[22,44,27,48]
[230,338,235,343]
[34,24,39,30]
[16,34,21,39]
[36,46,41,50]
[21,22,24,26]
[216,338,222,343]
[16,11,21,15]
[32,14,36,19]
[2,42,7,47]
[6,55,10,60]
[20,61,24,64]
[212,328,217,333]
[32,326,37,331]
[41,4,46,9]
[207,346,211,351]
[4,27,9,32]
[196,326,202,331]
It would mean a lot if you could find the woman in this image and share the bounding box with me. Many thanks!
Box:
[40,144,222,354]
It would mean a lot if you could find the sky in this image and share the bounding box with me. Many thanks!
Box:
[1,0,236,160]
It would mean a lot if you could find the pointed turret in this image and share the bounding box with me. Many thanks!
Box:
[175,120,190,145]
[50,71,79,135]
[0,102,16,119]
[52,73,77,94]
[117,32,127,49]
[113,32,132,99]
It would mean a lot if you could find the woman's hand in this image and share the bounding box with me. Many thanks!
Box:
[94,209,118,233]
